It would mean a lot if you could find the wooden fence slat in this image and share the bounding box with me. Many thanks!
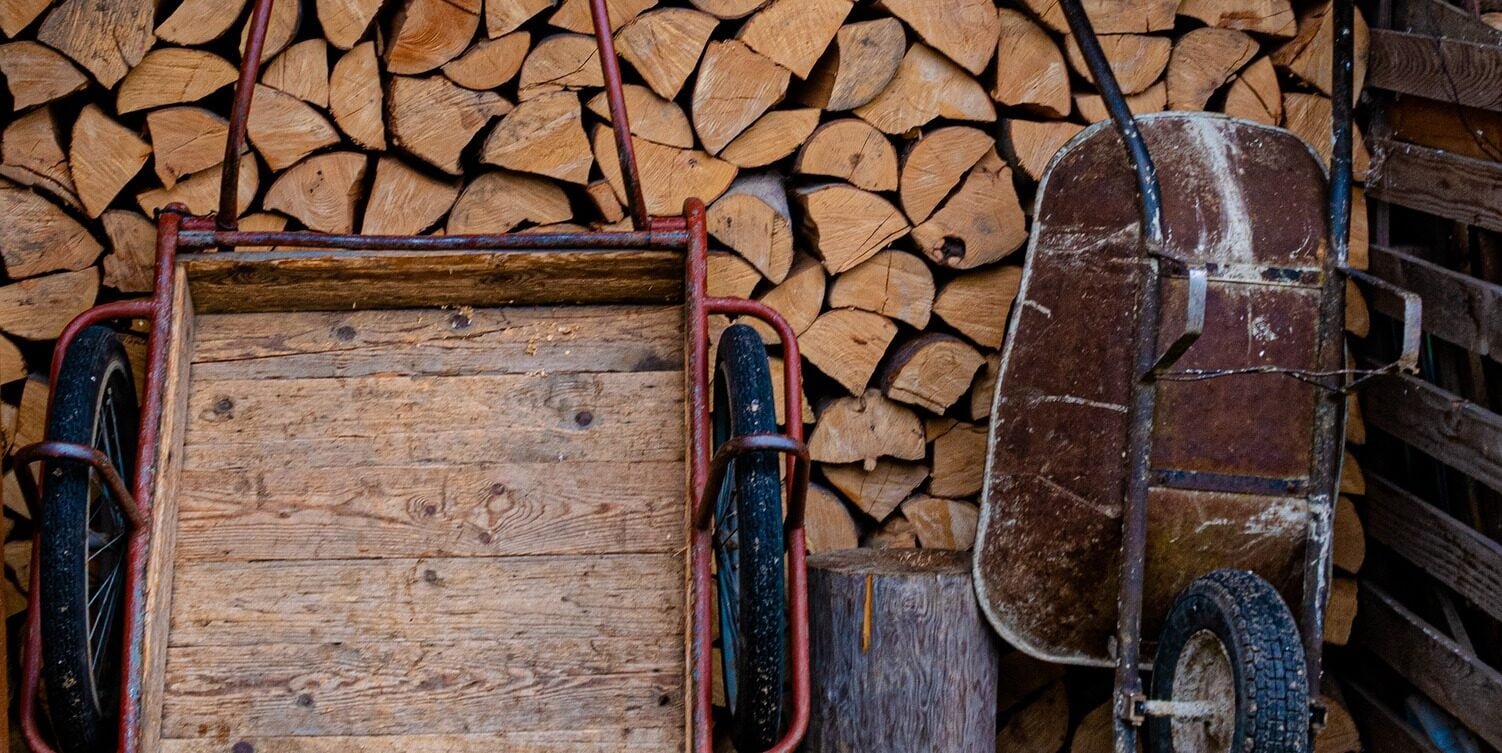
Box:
[1368,139,1502,233]
[1360,373,1502,495]
[1392,0,1502,46]
[1369,244,1502,362]
[1368,29,1502,111]
[1365,474,1502,622]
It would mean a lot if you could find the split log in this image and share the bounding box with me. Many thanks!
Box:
[10,375,50,453]
[993,9,1071,118]
[855,43,995,135]
[688,0,767,18]
[863,513,918,548]
[0,180,100,280]
[486,0,552,37]
[802,309,899,395]
[808,389,925,469]
[70,104,151,218]
[586,180,625,224]
[517,33,604,99]
[447,170,572,234]
[1064,33,1172,96]
[35,0,154,88]
[99,210,156,293]
[970,353,999,420]
[899,126,994,224]
[0,268,98,341]
[331,42,387,150]
[913,149,1027,269]
[795,119,899,192]
[1345,393,1365,445]
[387,0,481,74]
[1,108,79,208]
[881,334,985,413]
[0,0,51,38]
[691,40,790,154]
[1070,703,1115,753]
[719,109,821,169]
[1340,450,1364,496]
[794,183,910,274]
[738,0,851,79]
[1324,574,1358,645]
[797,18,906,112]
[587,85,694,148]
[707,251,760,299]
[1007,119,1086,182]
[1316,694,1360,753]
[827,250,934,328]
[1270,1,1369,98]
[615,8,718,100]
[319,0,384,49]
[1283,93,1370,181]
[443,32,530,91]
[1177,0,1296,38]
[1223,56,1282,126]
[146,107,234,189]
[1022,0,1177,34]
[481,91,592,184]
[263,39,331,109]
[804,483,860,553]
[934,264,1024,349]
[996,649,1066,713]
[707,174,794,283]
[0,338,25,385]
[901,495,980,549]
[1345,278,1369,337]
[930,420,987,497]
[1166,28,1258,111]
[1075,82,1166,123]
[1333,495,1365,574]
[549,0,657,33]
[806,549,998,752]
[263,151,369,233]
[247,85,341,172]
[0,42,88,111]
[744,254,824,342]
[996,681,1069,753]
[387,75,512,174]
[362,157,460,235]
[878,0,999,75]
[136,153,259,217]
[116,48,238,114]
[239,0,301,59]
[768,355,815,427]
[592,126,738,216]
[822,460,928,523]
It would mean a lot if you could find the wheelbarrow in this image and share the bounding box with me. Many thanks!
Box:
[973,2,1421,753]
[9,2,812,752]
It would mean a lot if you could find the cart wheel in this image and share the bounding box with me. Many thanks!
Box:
[712,324,786,752]
[1147,569,1309,753]
[39,326,138,753]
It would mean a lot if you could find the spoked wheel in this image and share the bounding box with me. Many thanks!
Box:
[39,326,139,753]
[711,324,787,752]
[1147,569,1310,753]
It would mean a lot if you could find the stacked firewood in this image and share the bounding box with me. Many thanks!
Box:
[0,0,1376,746]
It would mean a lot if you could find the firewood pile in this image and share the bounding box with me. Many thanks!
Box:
[0,0,1377,746]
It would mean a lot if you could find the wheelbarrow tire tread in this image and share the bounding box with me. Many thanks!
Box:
[1148,568,1309,753]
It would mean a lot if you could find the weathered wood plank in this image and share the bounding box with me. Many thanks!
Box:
[1368,29,1502,111]
[1369,244,1502,362]
[1393,0,1502,45]
[1353,582,1502,750]
[1360,372,1502,494]
[174,462,684,561]
[168,555,683,646]
[161,731,676,753]
[1365,475,1502,622]
[189,305,684,380]
[1367,139,1502,232]
[162,639,682,738]
[1342,681,1444,753]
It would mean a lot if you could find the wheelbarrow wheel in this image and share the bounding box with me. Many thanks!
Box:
[38,326,138,753]
[712,323,786,752]
[1147,569,1309,753]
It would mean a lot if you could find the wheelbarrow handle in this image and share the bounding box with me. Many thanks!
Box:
[1151,263,1207,375]
[1344,267,1423,374]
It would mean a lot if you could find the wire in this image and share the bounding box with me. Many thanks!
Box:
[1155,361,1405,393]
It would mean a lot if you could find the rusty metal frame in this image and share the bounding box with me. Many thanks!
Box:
[17,1,811,752]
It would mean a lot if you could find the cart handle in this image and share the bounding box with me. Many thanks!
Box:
[11,442,150,529]
[220,0,650,232]
[694,433,811,533]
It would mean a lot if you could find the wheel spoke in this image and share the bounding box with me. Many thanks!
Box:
[88,533,127,562]
[89,562,124,673]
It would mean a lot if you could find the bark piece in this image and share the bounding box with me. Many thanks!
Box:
[331,42,387,150]
[798,17,906,112]
[116,48,238,114]
[264,151,369,233]
[719,109,820,169]
[1283,93,1369,181]
[446,171,572,234]
[878,0,999,74]
[1269,1,1369,98]
[481,91,592,184]
[1223,56,1282,126]
[1007,119,1086,182]
[901,495,979,549]
[0,179,99,279]
[1167,28,1258,111]
[0,0,51,37]
[263,39,331,108]
[794,183,910,274]
[549,0,656,33]
[0,268,98,340]
[1064,33,1172,96]
[36,0,154,88]
[1178,0,1296,37]
[247,85,341,172]
[827,250,933,328]
[707,174,793,283]
[70,104,151,218]
[593,125,737,217]
[689,0,767,18]
[744,254,824,342]
[136,153,258,217]
[388,75,512,174]
[691,40,790,155]
[993,9,1070,118]
[99,210,155,292]
[738,0,850,78]
[804,484,860,553]
[518,33,604,99]
[929,420,986,497]
[881,334,984,412]
[913,149,1026,270]
[0,41,87,111]
[362,157,461,235]
[899,126,993,224]
[387,0,480,74]
[934,264,1023,348]
[808,389,925,468]
[487,0,552,37]
[795,119,899,191]
[855,43,994,135]
[586,84,694,148]
[802,308,899,395]
[147,107,233,189]
[615,8,717,101]
[1021,0,1176,34]
[822,459,928,522]
[1075,81,1166,123]
[443,32,530,90]
[0,107,78,207]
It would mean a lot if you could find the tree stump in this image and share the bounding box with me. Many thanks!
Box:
[806,548,998,752]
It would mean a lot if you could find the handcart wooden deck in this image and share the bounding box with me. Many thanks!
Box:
[11,3,812,752]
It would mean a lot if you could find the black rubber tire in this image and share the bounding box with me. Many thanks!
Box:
[711,324,786,752]
[1147,569,1310,753]
[39,326,138,753]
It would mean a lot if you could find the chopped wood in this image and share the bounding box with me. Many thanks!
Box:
[263,39,331,109]
[1324,574,1357,645]
[879,0,999,75]
[99,210,156,292]
[822,459,928,522]
[587,84,694,148]
[1346,391,1365,445]
[1223,56,1282,125]
[913,149,1027,269]
[0,179,100,279]
[993,9,1070,118]
[768,354,815,427]
[387,0,480,74]
[827,250,933,328]
[486,0,552,37]
[719,109,821,169]
[881,334,984,412]
[802,308,899,395]
[592,125,738,216]
[804,483,860,553]
[318,0,385,48]
[146,107,234,189]
[855,43,995,135]
[549,0,657,33]
[1007,119,1086,182]
[795,119,899,191]
[35,0,153,88]
[0,268,97,340]
[388,75,512,174]
[518,33,604,99]
[1341,449,1364,495]
[997,679,1069,753]
[136,153,259,217]
[1334,495,1365,574]
[794,183,910,274]
[116,48,238,114]
[808,389,925,469]
[744,254,824,342]
[615,8,718,100]
[1167,28,1258,110]
[970,352,999,420]
[707,173,793,283]
[934,264,1023,349]
[691,40,790,154]
[1177,0,1296,37]
[1021,0,1176,35]
[901,495,979,549]
[70,104,151,218]
[738,0,850,78]
[362,157,461,235]
[862,513,917,548]
[1064,33,1172,96]
[0,337,25,385]
[446,170,572,234]
[1345,277,1369,337]
[706,251,760,298]
[797,18,906,111]
[1074,81,1166,123]
[0,42,87,111]
[586,179,625,224]
[481,91,592,184]
[0,0,51,38]
[331,42,387,150]
[442,32,530,90]
[1283,93,1370,181]
[10,375,50,452]
[1270,1,1370,98]
[0,107,78,207]
[688,0,767,18]
[247,85,341,172]
[263,151,369,233]
[239,0,301,59]
[930,420,986,497]
[1316,694,1361,753]
[899,126,994,224]
[1070,703,1113,753]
